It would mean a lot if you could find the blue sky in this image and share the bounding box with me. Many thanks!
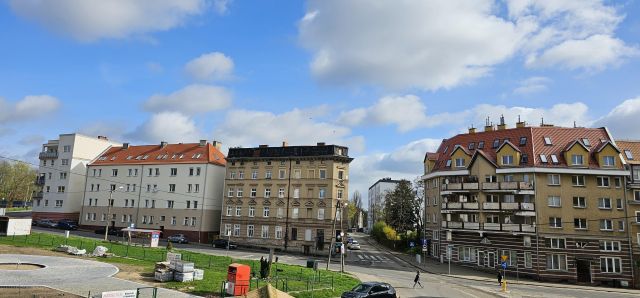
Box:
[1,0,640,200]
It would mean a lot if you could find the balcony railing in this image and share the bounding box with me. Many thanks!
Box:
[482,182,499,190]
[441,202,479,210]
[442,221,536,232]
[442,182,479,191]
[482,202,535,211]
[500,181,534,190]
[32,191,43,199]
[39,151,58,159]
[35,177,45,186]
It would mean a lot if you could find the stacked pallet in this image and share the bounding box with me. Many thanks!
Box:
[154,252,203,283]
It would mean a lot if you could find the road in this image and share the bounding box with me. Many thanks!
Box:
[26,227,640,297]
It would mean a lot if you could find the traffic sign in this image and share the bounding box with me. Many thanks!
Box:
[501,261,507,269]
[422,239,427,245]
[422,245,428,252]
[501,255,508,262]
[409,241,415,248]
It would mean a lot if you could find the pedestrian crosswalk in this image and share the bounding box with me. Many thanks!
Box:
[351,253,391,262]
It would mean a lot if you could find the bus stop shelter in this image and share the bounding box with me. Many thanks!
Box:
[120,228,161,247]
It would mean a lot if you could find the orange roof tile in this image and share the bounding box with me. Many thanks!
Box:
[616,140,640,164]
[90,142,226,166]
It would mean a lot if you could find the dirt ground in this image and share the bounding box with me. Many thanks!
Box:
[0,263,43,270]
[0,286,82,298]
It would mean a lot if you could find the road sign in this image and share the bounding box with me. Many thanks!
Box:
[422,238,427,245]
[409,241,415,248]
[501,255,508,262]
[422,245,428,252]
[501,261,507,269]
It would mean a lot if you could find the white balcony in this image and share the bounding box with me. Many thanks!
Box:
[483,202,500,210]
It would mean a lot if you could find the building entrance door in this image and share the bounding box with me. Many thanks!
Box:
[488,252,496,268]
[576,260,591,283]
[478,251,485,267]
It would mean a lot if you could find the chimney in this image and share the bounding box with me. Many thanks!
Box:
[540,117,554,127]
[212,140,222,150]
[317,142,326,146]
[97,136,108,140]
[199,140,206,147]
[160,141,168,148]
[484,117,494,132]
[282,141,288,147]
[516,115,526,128]
[259,144,268,148]
[122,143,129,149]
[497,114,506,130]
[468,125,476,134]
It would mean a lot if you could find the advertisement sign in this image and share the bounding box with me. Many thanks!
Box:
[101,290,136,298]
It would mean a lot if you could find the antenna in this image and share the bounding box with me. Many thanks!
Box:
[500,114,505,125]
[573,121,576,128]
[518,115,521,122]
[541,117,544,125]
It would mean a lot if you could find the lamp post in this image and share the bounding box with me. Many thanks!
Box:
[104,186,123,241]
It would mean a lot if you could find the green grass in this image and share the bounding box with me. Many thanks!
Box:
[5,207,31,212]
[0,233,359,298]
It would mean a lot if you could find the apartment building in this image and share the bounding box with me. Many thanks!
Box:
[221,142,352,255]
[33,134,120,221]
[367,178,401,229]
[615,140,640,288]
[78,140,226,243]
[422,119,633,287]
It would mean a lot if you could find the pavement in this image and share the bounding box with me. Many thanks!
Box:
[0,254,195,298]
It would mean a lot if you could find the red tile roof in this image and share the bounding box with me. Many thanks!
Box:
[90,142,226,166]
[616,140,640,165]
[426,126,612,171]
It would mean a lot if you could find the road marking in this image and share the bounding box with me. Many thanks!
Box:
[358,254,364,260]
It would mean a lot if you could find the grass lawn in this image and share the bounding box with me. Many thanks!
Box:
[0,233,359,298]
[5,207,31,212]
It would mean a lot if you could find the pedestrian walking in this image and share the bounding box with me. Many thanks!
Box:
[413,270,423,288]
[497,271,503,285]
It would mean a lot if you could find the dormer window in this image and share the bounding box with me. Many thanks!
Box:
[625,150,633,160]
[582,138,591,146]
[492,139,500,148]
[455,158,465,168]
[550,154,559,164]
[126,156,133,160]
[502,155,514,165]
[445,159,452,167]
[544,137,552,145]
[468,142,475,150]
[603,156,615,166]
[571,154,584,165]
[519,137,527,146]
[540,154,548,163]
[521,154,528,164]
[478,141,485,149]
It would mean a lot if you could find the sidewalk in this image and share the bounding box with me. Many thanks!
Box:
[366,237,640,296]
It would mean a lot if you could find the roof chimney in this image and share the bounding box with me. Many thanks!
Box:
[97,136,108,140]
[160,141,168,148]
[540,117,554,127]
[282,141,288,147]
[199,140,206,147]
[317,142,326,146]
[497,114,506,130]
[516,115,526,128]
[122,143,129,149]
[484,117,494,132]
[468,125,476,134]
[212,140,222,150]
[259,144,268,148]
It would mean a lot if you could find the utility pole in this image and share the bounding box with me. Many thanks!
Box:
[104,186,123,241]
[326,201,340,270]
[339,202,345,273]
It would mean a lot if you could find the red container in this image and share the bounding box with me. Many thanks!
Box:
[227,263,251,296]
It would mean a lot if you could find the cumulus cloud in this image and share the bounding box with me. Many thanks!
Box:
[214,107,365,153]
[338,95,428,132]
[593,97,640,139]
[184,52,234,81]
[143,84,232,115]
[513,77,551,95]
[299,0,636,90]
[127,112,203,143]
[0,95,61,124]
[9,0,208,42]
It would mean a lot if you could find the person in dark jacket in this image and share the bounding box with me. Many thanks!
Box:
[497,271,503,285]
[413,270,423,288]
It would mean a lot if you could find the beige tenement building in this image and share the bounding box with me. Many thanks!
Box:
[78,140,226,243]
[221,143,352,255]
[615,140,640,288]
[423,119,634,287]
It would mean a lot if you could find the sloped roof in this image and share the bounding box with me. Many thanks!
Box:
[616,140,640,165]
[90,142,226,166]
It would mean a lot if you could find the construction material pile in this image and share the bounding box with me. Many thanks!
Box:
[55,245,86,256]
[154,252,204,282]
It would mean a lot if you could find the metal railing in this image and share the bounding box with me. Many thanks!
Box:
[441,221,536,232]
[38,151,58,159]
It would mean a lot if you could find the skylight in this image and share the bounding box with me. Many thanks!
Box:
[126,156,133,160]
[582,138,591,146]
[550,154,559,164]
[142,155,149,160]
[110,156,116,161]
[519,137,527,146]
[135,156,142,160]
[540,154,548,163]
[625,150,633,160]
[468,142,475,150]
[477,141,484,149]
[544,137,552,145]
[445,159,452,167]
[492,139,500,148]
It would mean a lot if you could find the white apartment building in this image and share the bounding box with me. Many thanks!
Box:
[367,178,400,229]
[33,134,120,221]
[78,140,226,243]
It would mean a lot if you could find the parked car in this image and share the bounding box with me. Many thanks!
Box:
[348,240,361,250]
[341,282,397,298]
[56,221,78,230]
[35,219,57,228]
[212,238,237,249]
[347,237,354,244]
[167,234,189,244]
[94,227,123,236]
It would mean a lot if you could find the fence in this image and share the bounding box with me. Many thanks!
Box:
[218,274,335,297]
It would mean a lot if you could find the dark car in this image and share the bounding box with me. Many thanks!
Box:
[212,238,237,249]
[341,282,397,298]
[94,227,123,236]
[167,234,189,244]
[35,219,58,228]
[56,221,78,230]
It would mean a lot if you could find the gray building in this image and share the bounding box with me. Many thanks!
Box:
[367,178,401,230]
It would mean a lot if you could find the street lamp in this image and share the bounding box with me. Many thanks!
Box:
[104,186,124,241]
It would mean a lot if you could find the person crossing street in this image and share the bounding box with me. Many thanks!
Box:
[413,270,423,288]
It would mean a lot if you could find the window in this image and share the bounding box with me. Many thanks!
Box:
[307,170,315,179]
[337,189,343,199]
[169,184,176,192]
[112,169,118,176]
[571,175,585,186]
[600,219,613,231]
[547,196,561,207]
[544,137,552,145]
[573,197,586,208]
[279,169,286,179]
[455,158,465,167]
[547,254,567,271]
[249,206,255,217]
[277,207,284,218]
[252,170,258,179]
[616,198,623,209]
[318,208,325,220]
[523,236,531,247]
[247,225,254,237]
[171,216,176,225]
[61,159,69,166]
[224,224,232,236]
[233,224,240,236]
[291,228,298,240]
[521,154,528,164]
[600,241,621,252]
[167,200,174,208]
[239,171,244,179]
[492,139,500,148]
[549,217,562,228]
[458,247,477,262]
[194,184,200,193]
[603,156,615,166]
[468,142,475,150]
[636,211,640,223]
[598,198,612,209]
[155,168,159,176]
[55,200,63,207]
[250,188,257,197]
[263,207,270,217]
[265,170,272,179]
[625,150,634,160]
[230,171,236,179]
[226,206,233,216]
[478,141,484,149]
[574,218,587,229]
[597,176,610,187]
[519,137,527,146]
[184,217,189,226]
[261,226,269,238]
[59,172,67,179]
[294,169,302,179]
[57,186,65,193]
[618,220,625,231]
[319,169,326,179]
[293,188,300,199]
[292,208,299,219]
[547,174,560,185]
[197,167,202,176]
[187,184,192,193]
[614,177,621,188]
[236,188,243,197]
[540,154,548,163]
[571,154,584,165]
[524,252,532,268]
[445,159,452,167]
[235,206,242,216]
[549,238,566,249]
[600,257,622,273]
[275,226,283,239]
[550,154,559,164]
[501,155,514,165]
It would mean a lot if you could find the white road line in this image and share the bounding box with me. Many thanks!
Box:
[358,254,364,260]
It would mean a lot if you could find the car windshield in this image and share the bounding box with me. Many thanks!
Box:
[352,241,358,244]
[352,284,372,293]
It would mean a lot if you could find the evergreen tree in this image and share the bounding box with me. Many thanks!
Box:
[384,180,417,234]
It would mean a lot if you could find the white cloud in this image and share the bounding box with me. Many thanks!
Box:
[299,0,636,90]
[127,112,203,143]
[9,0,207,42]
[18,135,45,146]
[0,95,61,124]
[513,76,551,95]
[213,0,232,14]
[143,84,232,115]
[594,97,640,139]
[338,95,428,132]
[214,107,365,153]
[184,52,234,81]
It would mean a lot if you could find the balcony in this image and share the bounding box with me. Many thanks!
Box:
[442,182,479,191]
[441,202,479,210]
[481,223,536,233]
[35,177,45,186]
[500,181,533,190]
[482,182,499,190]
[39,151,58,159]
[482,202,535,211]
[32,191,43,199]
[441,221,480,230]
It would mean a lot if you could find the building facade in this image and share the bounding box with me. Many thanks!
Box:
[615,141,640,288]
[33,134,120,221]
[78,140,226,243]
[423,120,634,287]
[367,178,401,230]
[221,143,352,255]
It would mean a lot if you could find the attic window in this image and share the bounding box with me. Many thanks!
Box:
[179,154,184,159]
[142,155,149,160]
[98,156,107,161]
[135,155,142,160]
[521,154,529,164]
[192,153,202,159]
[126,156,133,160]
[582,138,591,146]
[445,159,452,167]
[171,154,177,159]
[519,137,527,146]
[468,142,475,150]
[492,139,500,148]
[478,141,485,149]
[540,154,548,163]
[110,156,117,161]
[550,154,559,164]
[156,155,163,160]
[544,137,552,145]
[625,150,633,160]
[162,154,168,159]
